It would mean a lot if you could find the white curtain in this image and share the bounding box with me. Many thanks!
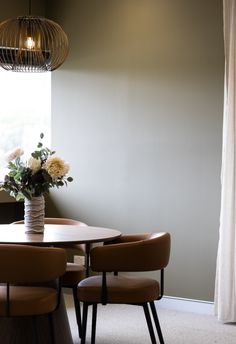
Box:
[215,0,236,323]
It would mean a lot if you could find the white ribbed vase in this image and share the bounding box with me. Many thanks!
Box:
[24,195,45,233]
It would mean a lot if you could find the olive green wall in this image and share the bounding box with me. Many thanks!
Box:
[0,0,45,20]
[0,1,30,19]
[47,0,224,301]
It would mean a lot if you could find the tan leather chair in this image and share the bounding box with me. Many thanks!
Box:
[0,244,66,343]
[12,217,87,337]
[77,232,171,344]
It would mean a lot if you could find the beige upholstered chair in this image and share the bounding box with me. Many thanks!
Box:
[12,217,87,337]
[77,232,171,344]
[0,244,66,343]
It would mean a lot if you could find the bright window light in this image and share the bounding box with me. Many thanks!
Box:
[0,70,51,179]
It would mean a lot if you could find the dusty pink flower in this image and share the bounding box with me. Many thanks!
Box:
[5,147,24,162]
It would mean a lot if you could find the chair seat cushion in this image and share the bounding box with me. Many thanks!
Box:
[66,244,86,254]
[0,286,58,316]
[54,243,86,255]
[78,275,160,303]
[62,263,85,286]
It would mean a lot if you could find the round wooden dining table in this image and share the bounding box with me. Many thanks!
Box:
[0,223,121,245]
[0,224,121,344]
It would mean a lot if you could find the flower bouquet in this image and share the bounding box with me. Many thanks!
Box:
[0,133,73,232]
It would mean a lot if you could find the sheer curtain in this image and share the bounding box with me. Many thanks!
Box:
[215,0,236,323]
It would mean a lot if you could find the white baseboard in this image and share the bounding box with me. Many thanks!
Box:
[156,296,214,315]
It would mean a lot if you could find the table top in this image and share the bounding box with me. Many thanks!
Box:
[0,224,121,245]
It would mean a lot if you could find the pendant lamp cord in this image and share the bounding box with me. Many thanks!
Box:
[29,0,31,15]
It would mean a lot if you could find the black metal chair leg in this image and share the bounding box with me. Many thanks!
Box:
[150,301,164,344]
[48,313,55,344]
[73,286,82,338]
[32,317,39,344]
[143,303,157,344]
[85,244,91,277]
[91,303,97,344]
[81,302,88,344]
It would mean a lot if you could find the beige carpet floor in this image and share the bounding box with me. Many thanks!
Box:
[65,294,236,344]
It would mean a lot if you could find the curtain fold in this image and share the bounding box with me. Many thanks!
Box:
[215,0,236,323]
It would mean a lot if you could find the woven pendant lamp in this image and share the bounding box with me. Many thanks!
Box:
[0,1,69,72]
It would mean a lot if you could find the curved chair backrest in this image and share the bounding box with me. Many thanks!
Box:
[0,244,66,284]
[91,232,171,272]
[12,217,87,226]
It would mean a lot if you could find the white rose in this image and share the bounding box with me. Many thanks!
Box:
[27,157,41,174]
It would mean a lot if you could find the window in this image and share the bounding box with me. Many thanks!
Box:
[0,70,51,179]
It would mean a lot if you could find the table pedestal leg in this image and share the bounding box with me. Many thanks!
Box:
[0,295,73,344]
